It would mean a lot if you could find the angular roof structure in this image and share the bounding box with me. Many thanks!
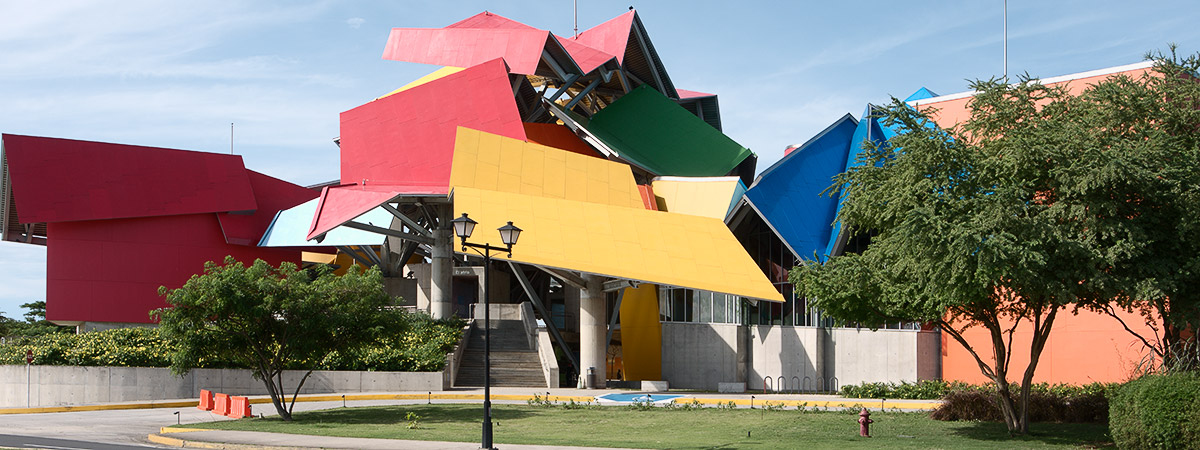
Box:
[382,27,580,77]
[217,170,318,246]
[744,114,858,261]
[260,197,392,247]
[522,123,603,158]
[571,10,677,98]
[650,176,745,220]
[454,186,783,303]
[583,86,752,177]
[449,127,642,209]
[1,134,256,224]
[339,58,526,188]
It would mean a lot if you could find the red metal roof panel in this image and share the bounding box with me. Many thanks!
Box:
[217,170,319,246]
[1,134,255,224]
[637,184,658,211]
[339,58,526,188]
[571,10,635,65]
[446,11,537,30]
[382,27,551,75]
[522,123,603,158]
[307,183,448,241]
[676,89,715,99]
[556,36,618,74]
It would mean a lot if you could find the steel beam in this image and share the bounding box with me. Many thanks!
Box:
[380,203,431,237]
[535,265,587,290]
[507,261,580,376]
[604,288,624,350]
[602,279,639,292]
[341,221,434,245]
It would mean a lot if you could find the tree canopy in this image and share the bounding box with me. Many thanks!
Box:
[1067,48,1200,366]
[154,256,407,421]
[792,75,1123,434]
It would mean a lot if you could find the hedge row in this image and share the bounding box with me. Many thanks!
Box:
[0,316,464,372]
[841,379,1114,401]
[929,386,1113,423]
[1109,372,1200,449]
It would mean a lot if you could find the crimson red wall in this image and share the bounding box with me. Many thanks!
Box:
[46,214,303,324]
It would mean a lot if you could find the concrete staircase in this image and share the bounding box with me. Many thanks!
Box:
[454,319,547,387]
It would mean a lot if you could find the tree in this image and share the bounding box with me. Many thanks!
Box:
[153,256,406,421]
[792,77,1115,434]
[21,301,46,323]
[1067,48,1200,368]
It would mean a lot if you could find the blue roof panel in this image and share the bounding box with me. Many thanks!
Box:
[745,114,857,261]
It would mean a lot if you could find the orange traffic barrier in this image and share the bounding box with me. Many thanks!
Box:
[197,389,214,411]
[228,396,252,419]
[213,393,231,415]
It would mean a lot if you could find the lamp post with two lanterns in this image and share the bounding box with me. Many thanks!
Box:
[449,212,521,450]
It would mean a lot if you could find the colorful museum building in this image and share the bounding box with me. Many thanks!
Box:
[0,10,1155,390]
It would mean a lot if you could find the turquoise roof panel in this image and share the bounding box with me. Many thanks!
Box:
[259,198,392,247]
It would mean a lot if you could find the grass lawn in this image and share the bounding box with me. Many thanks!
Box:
[182,404,1111,449]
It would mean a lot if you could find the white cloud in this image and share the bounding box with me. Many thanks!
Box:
[346,17,366,29]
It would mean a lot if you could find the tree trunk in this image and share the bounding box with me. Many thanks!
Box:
[256,368,292,421]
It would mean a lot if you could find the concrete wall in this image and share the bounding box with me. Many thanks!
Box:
[0,365,445,407]
[660,322,745,390]
[824,328,941,389]
[660,323,941,392]
[746,325,823,392]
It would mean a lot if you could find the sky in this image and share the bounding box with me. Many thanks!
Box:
[1,0,1198,319]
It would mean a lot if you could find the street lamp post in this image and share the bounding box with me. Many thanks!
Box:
[450,213,521,450]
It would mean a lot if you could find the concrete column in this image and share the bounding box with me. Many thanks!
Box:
[429,206,454,319]
[579,274,606,388]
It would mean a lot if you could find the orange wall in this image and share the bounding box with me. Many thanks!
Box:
[918,67,1154,129]
[942,308,1155,384]
[925,65,1160,385]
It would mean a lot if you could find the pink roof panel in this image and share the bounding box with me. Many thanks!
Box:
[556,36,618,74]
[446,11,537,30]
[571,10,635,65]
[2,134,255,224]
[339,58,526,189]
[307,183,447,241]
[677,89,715,99]
[382,27,551,75]
[217,170,318,246]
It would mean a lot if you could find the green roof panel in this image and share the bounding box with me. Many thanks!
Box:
[587,85,753,177]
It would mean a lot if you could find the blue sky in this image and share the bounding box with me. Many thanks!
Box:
[2,0,1198,319]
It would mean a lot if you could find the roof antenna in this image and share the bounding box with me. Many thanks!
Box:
[573,0,578,38]
[230,122,234,155]
[1003,0,1008,79]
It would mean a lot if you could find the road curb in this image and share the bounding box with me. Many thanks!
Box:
[148,431,302,449]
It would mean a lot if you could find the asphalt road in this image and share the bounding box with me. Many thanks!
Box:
[0,434,159,449]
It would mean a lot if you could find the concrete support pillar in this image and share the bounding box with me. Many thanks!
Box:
[429,206,454,319]
[579,274,606,388]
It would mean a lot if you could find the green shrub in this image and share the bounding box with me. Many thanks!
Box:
[840,380,957,399]
[929,382,1115,423]
[1109,372,1200,449]
[0,315,464,373]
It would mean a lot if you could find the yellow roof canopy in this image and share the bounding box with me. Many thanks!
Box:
[376,66,465,100]
[650,176,743,220]
[450,127,643,209]
[452,186,784,303]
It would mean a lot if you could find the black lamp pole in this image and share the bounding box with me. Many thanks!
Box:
[450,213,521,450]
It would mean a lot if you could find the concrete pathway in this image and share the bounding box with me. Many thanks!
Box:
[0,387,939,449]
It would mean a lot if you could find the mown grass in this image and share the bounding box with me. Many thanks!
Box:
[182,403,1112,449]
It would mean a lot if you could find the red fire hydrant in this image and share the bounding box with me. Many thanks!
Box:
[858,408,873,437]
